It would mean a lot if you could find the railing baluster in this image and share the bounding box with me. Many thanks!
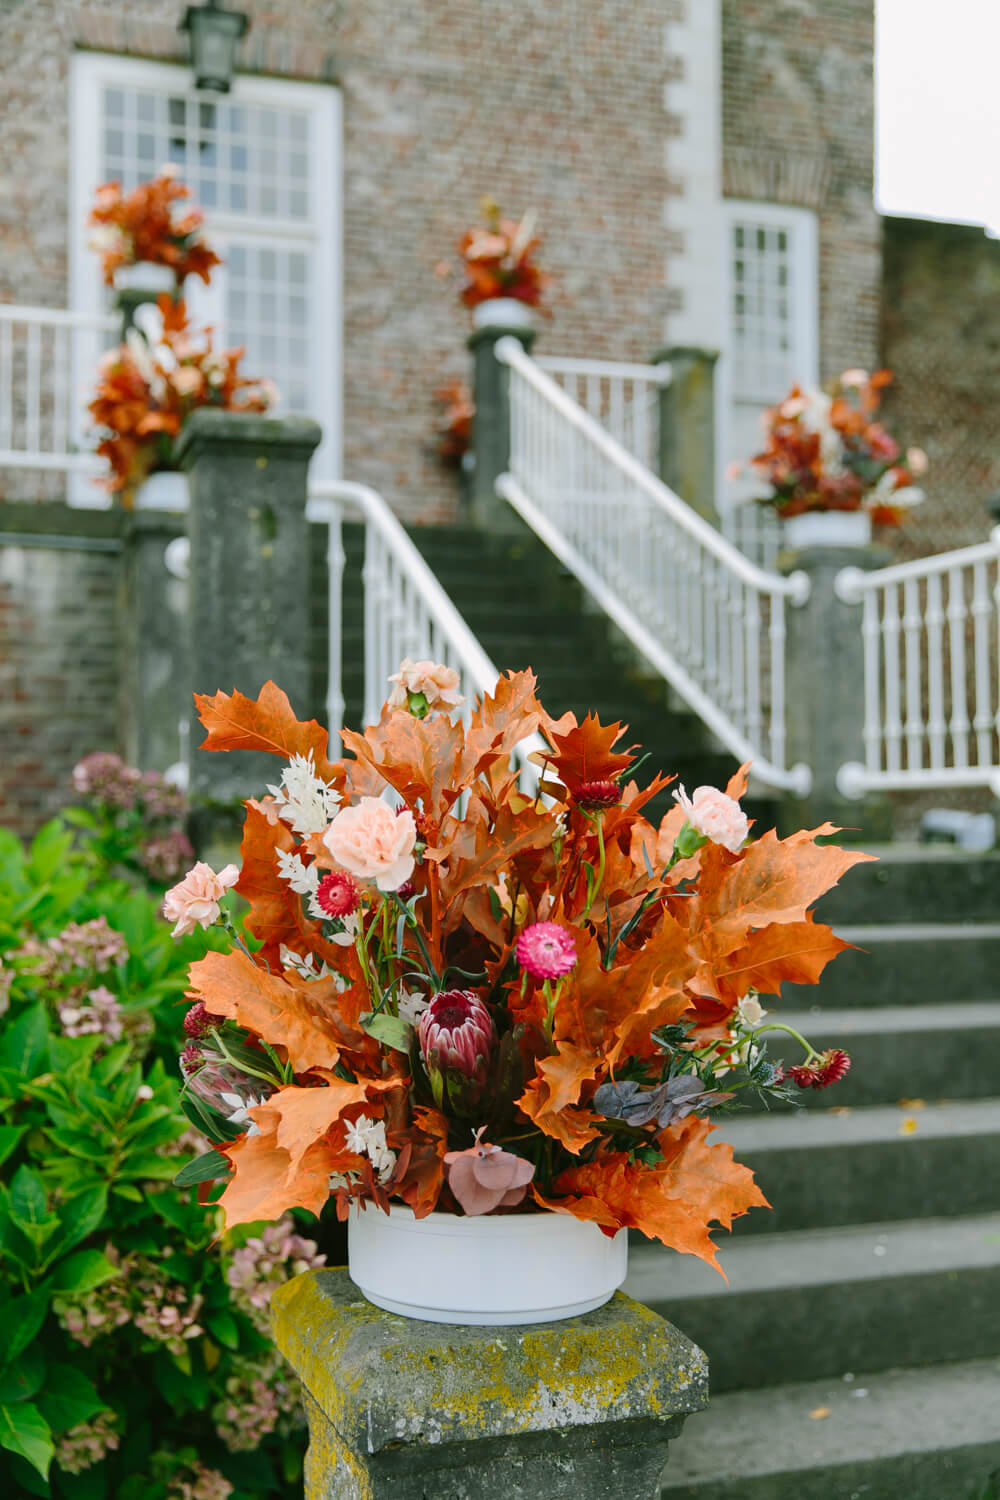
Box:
[0,318,11,450]
[861,590,883,772]
[925,573,947,769]
[971,559,993,766]
[769,595,787,775]
[947,565,970,768]
[26,320,41,455]
[882,584,903,773]
[902,577,923,769]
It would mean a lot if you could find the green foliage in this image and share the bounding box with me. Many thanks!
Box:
[0,813,314,1499]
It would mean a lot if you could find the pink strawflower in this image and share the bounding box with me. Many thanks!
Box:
[516,921,577,979]
[315,870,360,918]
[444,1127,535,1215]
[418,990,496,1084]
[162,861,239,937]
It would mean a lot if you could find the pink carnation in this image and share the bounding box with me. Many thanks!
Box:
[322,797,416,892]
[672,783,749,854]
[162,861,239,937]
[387,658,465,712]
[515,921,577,979]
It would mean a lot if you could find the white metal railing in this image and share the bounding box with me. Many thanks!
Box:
[721,503,786,572]
[307,479,545,792]
[836,531,1000,798]
[534,355,669,473]
[496,337,812,795]
[0,305,117,473]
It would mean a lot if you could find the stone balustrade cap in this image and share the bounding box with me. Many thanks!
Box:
[270,1269,708,1458]
[174,408,323,468]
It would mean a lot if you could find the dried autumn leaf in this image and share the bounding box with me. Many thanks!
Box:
[195,680,341,782]
[219,1126,347,1229]
[544,712,635,790]
[711,918,851,1003]
[187,949,352,1073]
[518,1041,603,1153]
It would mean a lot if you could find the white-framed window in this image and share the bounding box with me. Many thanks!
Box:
[719,200,819,506]
[69,51,342,487]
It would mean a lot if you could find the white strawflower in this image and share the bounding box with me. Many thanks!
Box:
[267,752,341,837]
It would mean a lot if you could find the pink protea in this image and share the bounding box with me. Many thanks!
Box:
[444,1127,535,1215]
[516,921,577,980]
[315,870,360,919]
[418,990,496,1085]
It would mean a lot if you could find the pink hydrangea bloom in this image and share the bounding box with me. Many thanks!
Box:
[515,921,577,979]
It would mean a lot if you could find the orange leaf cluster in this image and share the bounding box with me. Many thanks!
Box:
[182,674,869,1271]
[89,297,274,498]
[89,167,221,286]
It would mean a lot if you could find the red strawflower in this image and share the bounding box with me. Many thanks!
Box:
[182,1001,219,1039]
[516,921,577,980]
[316,871,360,919]
[396,880,416,901]
[786,1048,851,1090]
[573,779,622,810]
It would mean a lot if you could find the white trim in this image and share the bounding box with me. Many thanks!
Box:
[68,51,342,500]
[718,199,819,514]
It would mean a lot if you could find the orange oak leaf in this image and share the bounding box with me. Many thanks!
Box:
[256,1077,403,1175]
[195,680,341,782]
[544,712,635,790]
[518,1040,602,1152]
[340,708,466,818]
[394,1104,451,1218]
[187,949,352,1073]
[218,1129,346,1230]
[712,917,851,1003]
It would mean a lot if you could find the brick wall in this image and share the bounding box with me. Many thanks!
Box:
[0,507,123,838]
[882,215,1000,558]
[0,0,671,523]
[720,0,881,378]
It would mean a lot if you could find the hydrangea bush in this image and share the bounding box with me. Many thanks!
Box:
[0,775,323,1498]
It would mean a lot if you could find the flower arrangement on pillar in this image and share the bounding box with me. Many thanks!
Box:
[88,164,221,295]
[167,664,868,1325]
[88,297,276,508]
[458,196,549,328]
[729,367,928,547]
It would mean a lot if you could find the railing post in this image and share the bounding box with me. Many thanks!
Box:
[780,539,893,837]
[120,508,189,776]
[271,1269,708,1500]
[175,409,322,855]
[653,346,719,525]
[469,313,536,532]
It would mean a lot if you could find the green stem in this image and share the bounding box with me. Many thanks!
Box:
[213,1032,283,1089]
[392,892,441,988]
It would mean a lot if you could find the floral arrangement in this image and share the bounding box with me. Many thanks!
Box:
[458,197,549,310]
[432,377,475,468]
[731,368,928,526]
[169,666,866,1274]
[89,297,276,500]
[88,165,221,287]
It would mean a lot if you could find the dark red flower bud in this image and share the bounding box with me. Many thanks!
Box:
[182,1001,220,1039]
[787,1048,851,1090]
[572,779,622,810]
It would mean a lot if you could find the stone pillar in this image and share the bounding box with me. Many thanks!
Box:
[654,346,719,524]
[174,410,321,839]
[271,1270,708,1500]
[780,542,893,838]
[469,318,536,532]
[120,509,189,775]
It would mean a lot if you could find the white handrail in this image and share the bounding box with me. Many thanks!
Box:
[496,337,811,795]
[308,479,544,793]
[0,303,117,474]
[534,355,669,472]
[835,528,1000,799]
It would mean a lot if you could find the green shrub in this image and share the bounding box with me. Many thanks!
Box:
[0,811,321,1500]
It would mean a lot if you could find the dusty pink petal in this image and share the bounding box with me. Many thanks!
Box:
[445,1155,506,1215]
[470,1149,535,1193]
[498,1183,530,1207]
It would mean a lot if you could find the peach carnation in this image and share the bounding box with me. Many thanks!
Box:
[672,784,750,854]
[162,861,239,937]
[387,658,465,713]
[322,797,417,892]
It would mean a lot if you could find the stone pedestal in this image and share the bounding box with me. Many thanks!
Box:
[780,542,894,838]
[175,410,321,844]
[469,318,536,533]
[271,1269,708,1500]
[120,509,188,776]
[654,346,719,524]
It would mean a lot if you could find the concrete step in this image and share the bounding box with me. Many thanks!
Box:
[817,844,1000,927]
[751,1003,1000,1109]
[626,1213,1000,1393]
[658,1357,1000,1499]
[783,923,1000,1008]
[720,1097,1000,1235]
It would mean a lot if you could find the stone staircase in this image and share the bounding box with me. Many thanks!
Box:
[626,847,1000,1499]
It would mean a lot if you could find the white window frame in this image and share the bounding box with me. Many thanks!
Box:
[718,199,819,511]
[68,51,342,499]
